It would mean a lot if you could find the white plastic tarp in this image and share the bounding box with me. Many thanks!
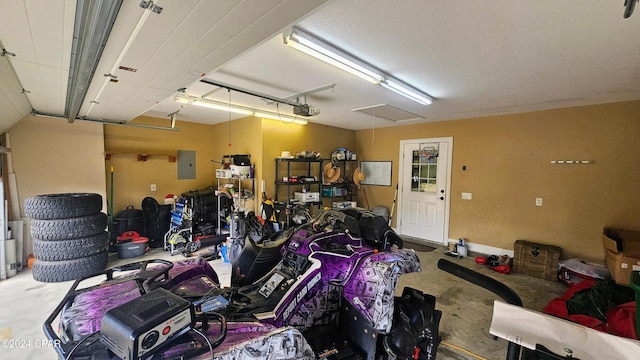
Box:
[490,301,640,360]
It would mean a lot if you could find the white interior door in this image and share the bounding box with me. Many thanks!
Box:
[398,138,452,244]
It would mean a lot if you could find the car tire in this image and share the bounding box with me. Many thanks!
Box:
[24,193,102,219]
[33,232,109,261]
[30,212,108,241]
[32,251,109,282]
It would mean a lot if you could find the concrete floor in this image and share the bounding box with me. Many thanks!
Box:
[397,247,567,360]
[0,245,568,360]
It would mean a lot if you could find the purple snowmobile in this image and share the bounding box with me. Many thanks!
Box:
[44,208,441,360]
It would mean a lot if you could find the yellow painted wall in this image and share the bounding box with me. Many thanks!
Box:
[210,116,262,213]
[355,100,640,259]
[103,115,354,216]
[9,115,107,216]
[104,116,216,212]
[8,115,107,263]
[13,100,634,261]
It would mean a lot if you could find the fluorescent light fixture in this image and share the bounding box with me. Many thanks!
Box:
[175,95,252,115]
[285,27,384,84]
[174,95,307,125]
[254,112,307,125]
[285,26,434,106]
[66,0,123,122]
[381,79,433,106]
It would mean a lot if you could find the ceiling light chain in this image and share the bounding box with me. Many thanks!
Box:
[227,89,232,146]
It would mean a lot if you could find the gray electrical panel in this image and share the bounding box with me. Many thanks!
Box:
[177,150,196,179]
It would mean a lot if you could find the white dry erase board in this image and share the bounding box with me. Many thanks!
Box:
[360,161,392,186]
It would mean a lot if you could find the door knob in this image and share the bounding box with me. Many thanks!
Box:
[440,196,444,200]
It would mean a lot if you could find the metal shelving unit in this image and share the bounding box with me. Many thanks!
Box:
[321,159,358,208]
[274,158,323,207]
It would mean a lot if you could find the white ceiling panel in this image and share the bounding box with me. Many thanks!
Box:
[81,0,329,122]
[123,1,245,87]
[0,0,639,131]
[26,0,69,69]
[8,59,40,97]
[38,63,69,113]
[0,54,31,131]
[1,0,74,115]
[0,1,36,61]
[79,0,155,114]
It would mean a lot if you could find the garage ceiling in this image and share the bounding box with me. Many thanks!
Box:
[0,0,639,132]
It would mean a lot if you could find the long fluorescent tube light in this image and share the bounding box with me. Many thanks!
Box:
[285,26,434,106]
[381,79,433,106]
[175,95,252,115]
[285,27,384,84]
[174,95,307,125]
[254,112,307,125]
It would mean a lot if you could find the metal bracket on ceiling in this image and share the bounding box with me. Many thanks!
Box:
[287,83,335,102]
[167,110,179,128]
[291,84,334,108]
[139,0,163,14]
[0,49,15,57]
[261,83,334,108]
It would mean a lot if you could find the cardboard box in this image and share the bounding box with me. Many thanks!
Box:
[602,227,640,286]
[513,240,561,281]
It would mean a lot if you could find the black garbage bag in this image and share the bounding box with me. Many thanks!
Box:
[245,211,274,244]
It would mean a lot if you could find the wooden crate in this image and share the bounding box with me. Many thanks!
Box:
[513,240,561,281]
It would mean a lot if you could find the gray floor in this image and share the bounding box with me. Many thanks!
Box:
[0,246,567,360]
[398,247,567,360]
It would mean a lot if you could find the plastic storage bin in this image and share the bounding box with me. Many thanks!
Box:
[116,238,148,259]
[558,258,609,286]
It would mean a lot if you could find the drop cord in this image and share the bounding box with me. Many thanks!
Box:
[65,332,99,360]
[192,327,214,360]
[440,340,488,360]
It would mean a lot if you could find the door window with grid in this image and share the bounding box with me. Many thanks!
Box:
[411,144,438,193]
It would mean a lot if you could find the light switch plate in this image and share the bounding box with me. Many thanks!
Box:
[462,192,472,200]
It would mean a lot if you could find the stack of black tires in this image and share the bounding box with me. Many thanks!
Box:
[24,193,109,282]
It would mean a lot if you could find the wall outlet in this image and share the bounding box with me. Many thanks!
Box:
[461,192,472,200]
[535,197,543,206]
[150,184,157,192]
